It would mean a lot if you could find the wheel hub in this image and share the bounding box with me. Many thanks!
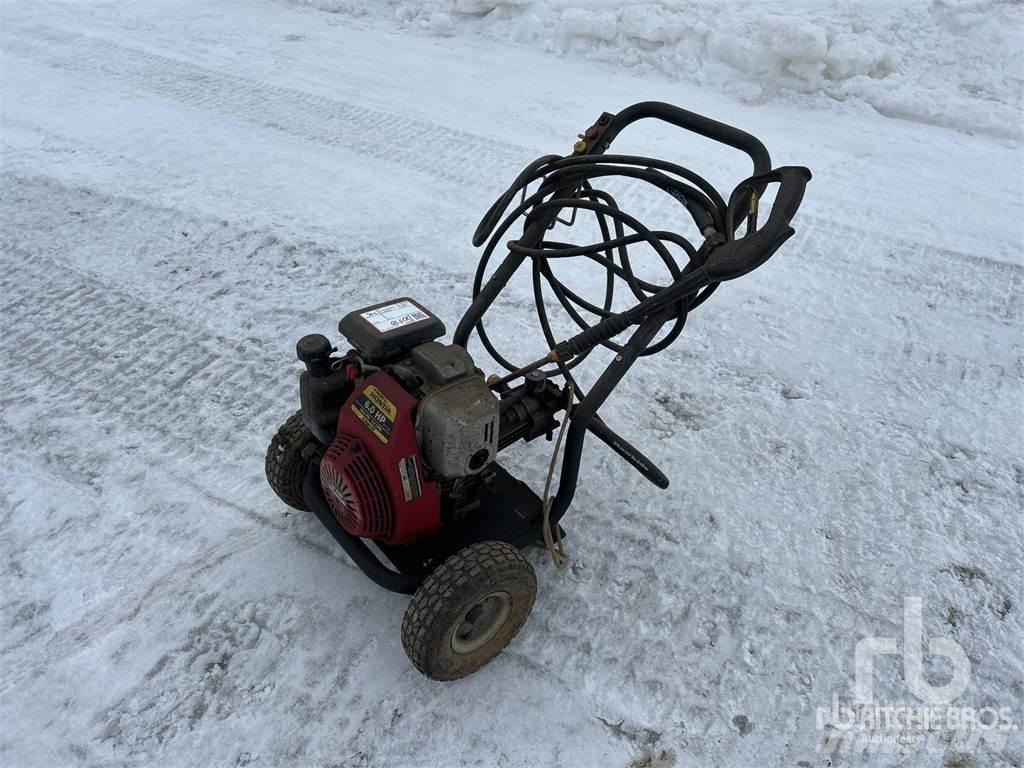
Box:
[450,590,512,654]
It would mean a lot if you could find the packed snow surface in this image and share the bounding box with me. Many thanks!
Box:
[294,0,1024,139]
[1,0,1022,766]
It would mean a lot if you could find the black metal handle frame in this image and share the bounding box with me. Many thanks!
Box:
[453,102,780,533]
[600,101,771,175]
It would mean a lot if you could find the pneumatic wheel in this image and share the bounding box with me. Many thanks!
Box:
[401,541,537,681]
[265,411,319,511]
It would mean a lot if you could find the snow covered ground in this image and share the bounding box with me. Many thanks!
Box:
[1,1,1021,766]
[296,0,1024,140]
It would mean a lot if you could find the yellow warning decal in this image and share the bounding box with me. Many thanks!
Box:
[350,384,397,444]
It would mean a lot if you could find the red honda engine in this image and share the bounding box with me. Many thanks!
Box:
[301,298,562,548]
[320,371,441,545]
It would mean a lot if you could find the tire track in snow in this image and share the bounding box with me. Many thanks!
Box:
[0,236,390,675]
[5,19,1023,293]
[2,23,528,188]
[0,170,481,346]
[0,228,361,550]
[4,169,1018,405]
[0,245,286,465]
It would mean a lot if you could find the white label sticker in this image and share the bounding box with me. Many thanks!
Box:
[360,301,430,333]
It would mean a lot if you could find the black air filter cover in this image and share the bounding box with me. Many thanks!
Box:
[339,297,445,362]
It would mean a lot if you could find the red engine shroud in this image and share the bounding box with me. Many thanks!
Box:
[319,372,441,545]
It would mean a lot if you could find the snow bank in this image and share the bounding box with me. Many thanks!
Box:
[290,0,1024,139]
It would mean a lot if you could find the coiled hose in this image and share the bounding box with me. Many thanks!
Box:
[469,151,767,397]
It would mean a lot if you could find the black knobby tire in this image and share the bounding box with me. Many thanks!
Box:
[265,411,318,511]
[401,540,537,681]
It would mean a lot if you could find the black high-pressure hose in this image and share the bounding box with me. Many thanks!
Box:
[472,156,715,375]
[469,131,811,397]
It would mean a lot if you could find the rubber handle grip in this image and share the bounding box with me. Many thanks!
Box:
[703,165,811,282]
[764,165,812,228]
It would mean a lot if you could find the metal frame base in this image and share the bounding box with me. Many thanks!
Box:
[302,460,561,595]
